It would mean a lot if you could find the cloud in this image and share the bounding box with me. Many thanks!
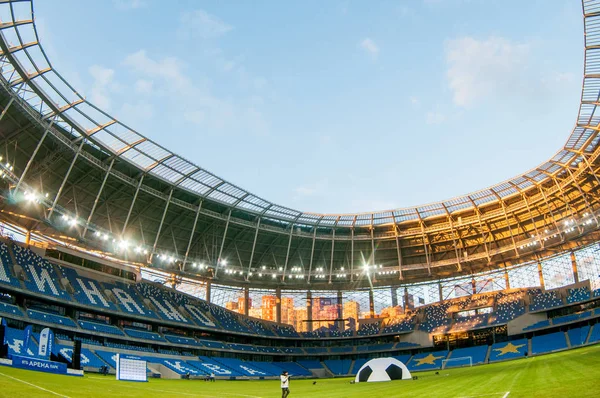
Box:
[88,65,116,110]
[410,96,420,106]
[358,38,379,57]
[179,9,233,40]
[445,36,530,107]
[426,111,446,125]
[134,79,153,94]
[113,0,146,10]
[123,50,189,88]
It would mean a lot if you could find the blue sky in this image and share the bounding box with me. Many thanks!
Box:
[33,0,582,213]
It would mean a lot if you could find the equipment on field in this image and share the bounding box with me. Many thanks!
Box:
[355,357,412,383]
[441,356,472,369]
[116,354,147,382]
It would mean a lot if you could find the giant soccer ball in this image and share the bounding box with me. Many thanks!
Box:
[355,357,412,383]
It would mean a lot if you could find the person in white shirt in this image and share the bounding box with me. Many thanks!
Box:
[280,371,290,398]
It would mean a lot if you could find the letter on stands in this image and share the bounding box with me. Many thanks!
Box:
[112,288,146,315]
[185,305,217,327]
[27,264,60,295]
[77,278,111,307]
[149,297,188,323]
[0,258,11,283]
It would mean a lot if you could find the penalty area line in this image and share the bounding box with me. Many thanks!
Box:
[0,371,71,398]
[502,393,510,398]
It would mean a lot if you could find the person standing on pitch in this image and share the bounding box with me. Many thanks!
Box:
[280,370,290,398]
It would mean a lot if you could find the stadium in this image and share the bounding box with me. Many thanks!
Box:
[0,0,599,397]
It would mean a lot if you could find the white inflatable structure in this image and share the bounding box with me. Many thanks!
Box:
[355,357,412,383]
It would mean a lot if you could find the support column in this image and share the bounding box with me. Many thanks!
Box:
[368,289,375,318]
[48,139,85,219]
[505,269,510,290]
[570,251,579,283]
[121,175,144,237]
[150,189,173,261]
[472,278,477,295]
[391,286,398,307]
[537,260,545,290]
[306,291,313,332]
[337,290,343,331]
[403,287,409,311]
[275,287,282,324]
[206,281,211,303]
[183,201,203,270]
[215,210,232,277]
[244,286,249,316]
[438,282,443,302]
[14,122,52,194]
[25,230,31,246]
[82,158,114,238]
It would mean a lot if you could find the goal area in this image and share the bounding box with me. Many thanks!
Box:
[441,356,472,369]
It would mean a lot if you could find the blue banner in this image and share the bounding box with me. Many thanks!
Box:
[12,355,68,375]
[38,328,53,360]
[22,325,32,354]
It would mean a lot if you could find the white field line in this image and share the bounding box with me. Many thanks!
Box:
[0,371,71,398]
[502,392,510,398]
[85,377,263,398]
[457,393,510,398]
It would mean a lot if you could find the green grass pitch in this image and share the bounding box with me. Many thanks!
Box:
[0,344,599,398]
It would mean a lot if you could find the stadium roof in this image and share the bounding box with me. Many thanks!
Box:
[0,0,599,288]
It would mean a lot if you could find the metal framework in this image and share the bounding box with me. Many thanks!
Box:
[0,0,599,290]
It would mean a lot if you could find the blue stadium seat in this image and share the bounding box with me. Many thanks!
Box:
[489,291,525,325]
[281,347,303,354]
[489,339,527,362]
[588,324,600,344]
[531,332,568,354]
[297,360,323,369]
[57,345,108,368]
[357,322,380,336]
[523,319,551,331]
[448,346,487,366]
[324,359,352,375]
[59,267,117,311]
[123,327,166,342]
[381,315,415,334]
[330,346,354,353]
[164,334,200,346]
[567,326,590,346]
[102,280,158,319]
[351,358,369,374]
[198,339,229,350]
[273,324,300,337]
[13,245,70,300]
[189,357,242,376]
[78,319,124,336]
[212,357,272,377]
[150,358,204,375]
[407,350,448,371]
[0,301,23,317]
[0,242,21,288]
[276,362,311,376]
[419,302,451,333]
[529,290,563,312]
[393,354,412,364]
[566,287,591,304]
[27,309,77,328]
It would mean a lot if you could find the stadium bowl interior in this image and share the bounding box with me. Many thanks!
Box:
[0,0,598,382]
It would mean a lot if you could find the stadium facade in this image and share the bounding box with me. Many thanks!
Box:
[0,0,599,380]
